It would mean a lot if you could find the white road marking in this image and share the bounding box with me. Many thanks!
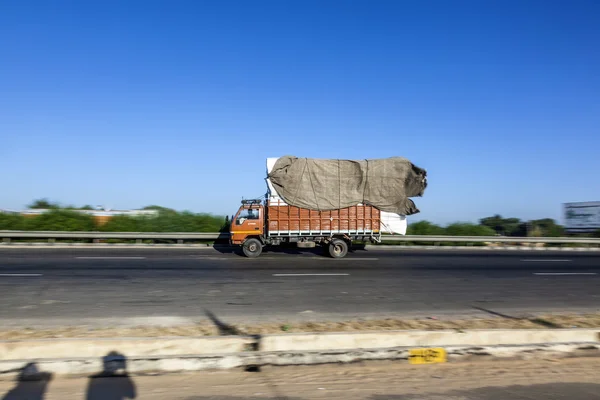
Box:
[194,257,378,261]
[75,257,146,259]
[310,257,379,261]
[0,273,43,277]
[194,255,379,261]
[521,259,572,262]
[195,257,287,260]
[533,272,597,276]
[273,273,350,276]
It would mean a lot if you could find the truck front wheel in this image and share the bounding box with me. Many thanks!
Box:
[328,238,348,258]
[242,238,263,258]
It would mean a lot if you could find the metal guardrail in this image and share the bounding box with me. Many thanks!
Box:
[0,231,227,240]
[0,231,599,245]
[381,235,600,244]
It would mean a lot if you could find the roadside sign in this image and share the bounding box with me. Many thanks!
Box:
[564,202,600,232]
[408,347,447,364]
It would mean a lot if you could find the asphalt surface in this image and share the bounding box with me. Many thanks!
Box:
[0,247,599,327]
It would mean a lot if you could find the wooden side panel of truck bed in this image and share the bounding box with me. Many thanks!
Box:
[266,200,380,235]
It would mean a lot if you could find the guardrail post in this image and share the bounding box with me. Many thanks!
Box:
[177,239,183,245]
[48,238,55,244]
[2,238,9,244]
[136,239,142,245]
[93,239,100,244]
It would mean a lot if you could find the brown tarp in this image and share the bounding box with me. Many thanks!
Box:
[267,156,427,215]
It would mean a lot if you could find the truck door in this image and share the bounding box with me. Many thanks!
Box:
[230,206,264,243]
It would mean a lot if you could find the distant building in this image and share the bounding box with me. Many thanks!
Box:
[78,209,159,225]
[0,209,19,215]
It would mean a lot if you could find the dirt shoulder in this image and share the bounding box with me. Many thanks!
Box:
[1,357,599,400]
[1,312,599,340]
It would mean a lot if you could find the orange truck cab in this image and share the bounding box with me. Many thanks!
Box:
[230,200,264,257]
[230,198,382,258]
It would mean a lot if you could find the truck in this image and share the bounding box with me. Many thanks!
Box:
[229,198,385,258]
[229,157,416,258]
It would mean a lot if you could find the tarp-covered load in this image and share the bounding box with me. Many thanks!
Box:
[266,155,427,216]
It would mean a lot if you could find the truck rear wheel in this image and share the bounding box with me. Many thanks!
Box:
[243,238,263,258]
[328,239,348,258]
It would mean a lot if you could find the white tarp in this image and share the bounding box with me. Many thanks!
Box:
[266,157,287,204]
[380,211,408,235]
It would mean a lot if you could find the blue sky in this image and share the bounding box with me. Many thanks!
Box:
[1,0,599,225]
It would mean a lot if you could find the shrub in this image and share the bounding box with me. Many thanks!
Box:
[444,223,497,236]
[0,214,26,230]
[22,210,96,231]
[99,211,226,232]
[406,221,445,235]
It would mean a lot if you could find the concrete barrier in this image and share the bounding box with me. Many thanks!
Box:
[0,336,255,360]
[260,329,600,352]
[0,329,598,379]
[1,343,598,379]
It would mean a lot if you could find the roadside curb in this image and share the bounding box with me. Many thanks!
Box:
[1,328,598,378]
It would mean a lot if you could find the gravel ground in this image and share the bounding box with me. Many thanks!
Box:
[1,312,599,340]
[1,357,599,399]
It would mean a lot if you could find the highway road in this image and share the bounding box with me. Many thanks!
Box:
[0,248,599,328]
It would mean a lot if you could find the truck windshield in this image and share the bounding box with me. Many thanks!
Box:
[236,208,260,225]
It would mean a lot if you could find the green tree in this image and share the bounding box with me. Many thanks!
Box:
[220,215,231,233]
[509,222,527,237]
[99,211,226,233]
[529,218,564,237]
[479,215,522,236]
[479,214,503,234]
[406,221,445,235]
[27,198,60,209]
[0,213,26,230]
[445,223,496,236]
[23,210,96,231]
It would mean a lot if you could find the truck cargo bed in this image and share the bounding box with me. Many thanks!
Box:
[266,200,380,236]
